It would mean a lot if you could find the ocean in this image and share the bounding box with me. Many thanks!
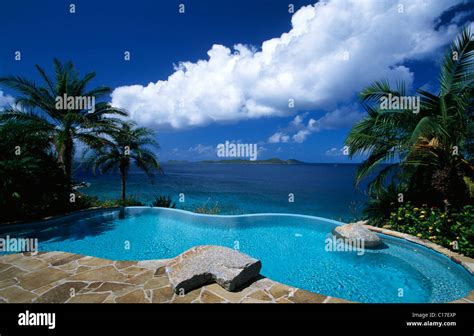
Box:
[75,163,370,222]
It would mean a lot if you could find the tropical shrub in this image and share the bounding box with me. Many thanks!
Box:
[383,203,474,257]
[72,194,103,209]
[193,202,221,215]
[151,195,176,208]
[0,121,71,223]
[363,183,406,226]
[100,197,144,207]
[72,195,144,209]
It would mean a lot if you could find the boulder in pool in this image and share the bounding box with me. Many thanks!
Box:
[165,245,262,293]
[333,223,382,248]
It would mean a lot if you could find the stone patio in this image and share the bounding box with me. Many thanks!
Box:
[0,251,351,303]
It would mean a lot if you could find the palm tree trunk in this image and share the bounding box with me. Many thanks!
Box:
[61,132,74,191]
[120,170,126,205]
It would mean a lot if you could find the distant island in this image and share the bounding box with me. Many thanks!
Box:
[166,160,190,164]
[167,158,306,164]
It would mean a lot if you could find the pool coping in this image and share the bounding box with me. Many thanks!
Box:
[363,223,474,276]
[0,207,472,303]
[0,206,122,229]
[363,224,474,303]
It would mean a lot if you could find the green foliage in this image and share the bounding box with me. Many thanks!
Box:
[151,195,176,208]
[0,121,71,223]
[345,26,474,207]
[363,183,405,226]
[465,177,474,197]
[383,203,474,257]
[99,197,144,207]
[193,202,221,215]
[72,194,103,209]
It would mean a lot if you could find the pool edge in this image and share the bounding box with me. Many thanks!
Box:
[364,224,474,276]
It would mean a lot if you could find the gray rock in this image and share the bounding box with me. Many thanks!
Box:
[333,223,383,248]
[165,245,262,293]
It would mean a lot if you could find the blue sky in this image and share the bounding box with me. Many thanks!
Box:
[1,0,473,162]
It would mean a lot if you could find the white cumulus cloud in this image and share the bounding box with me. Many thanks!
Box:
[112,0,464,130]
[325,147,347,157]
[268,132,290,143]
[0,90,14,110]
[268,104,365,143]
[293,130,311,143]
[188,144,215,155]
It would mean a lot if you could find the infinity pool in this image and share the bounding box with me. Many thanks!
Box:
[1,207,472,303]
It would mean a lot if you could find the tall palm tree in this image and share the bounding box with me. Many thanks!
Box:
[345,26,473,206]
[0,59,127,189]
[86,121,161,204]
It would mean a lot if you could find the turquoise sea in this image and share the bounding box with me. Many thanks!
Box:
[76,163,370,222]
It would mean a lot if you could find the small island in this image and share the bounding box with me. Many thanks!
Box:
[167,158,306,165]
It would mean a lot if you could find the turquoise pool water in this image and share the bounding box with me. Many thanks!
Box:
[1,207,472,303]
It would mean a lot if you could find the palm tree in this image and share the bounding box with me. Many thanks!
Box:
[345,26,473,206]
[86,121,161,204]
[0,59,127,189]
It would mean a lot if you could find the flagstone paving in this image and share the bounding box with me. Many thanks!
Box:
[0,251,472,303]
[0,251,352,303]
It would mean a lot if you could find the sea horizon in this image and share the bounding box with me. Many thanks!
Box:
[75,162,374,222]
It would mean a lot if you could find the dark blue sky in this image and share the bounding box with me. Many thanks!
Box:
[1,0,472,162]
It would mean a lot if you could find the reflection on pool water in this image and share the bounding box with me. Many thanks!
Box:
[0,207,472,303]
